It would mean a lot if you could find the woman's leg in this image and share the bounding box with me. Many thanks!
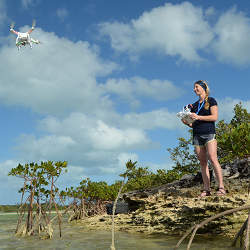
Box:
[206,140,225,192]
[195,145,210,191]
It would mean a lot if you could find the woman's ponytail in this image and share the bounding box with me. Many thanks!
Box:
[203,81,210,110]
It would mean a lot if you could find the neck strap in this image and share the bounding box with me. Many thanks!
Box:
[196,100,205,114]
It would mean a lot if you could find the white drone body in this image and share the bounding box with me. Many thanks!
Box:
[10,20,41,50]
[177,105,195,124]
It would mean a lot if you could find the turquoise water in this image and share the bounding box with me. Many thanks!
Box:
[0,213,241,249]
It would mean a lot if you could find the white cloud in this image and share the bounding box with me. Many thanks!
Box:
[16,134,76,161]
[89,120,149,150]
[99,2,213,62]
[98,2,250,66]
[56,8,69,22]
[0,27,117,115]
[218,98,250,122]
[120,109,181,130]
[13,106,183,178]
[212,7,250,65]
[102,77,184,108]
[14,112,149,176]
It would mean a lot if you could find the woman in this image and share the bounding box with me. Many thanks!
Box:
[182,80,225,197]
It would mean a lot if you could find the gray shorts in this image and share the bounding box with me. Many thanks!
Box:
[193,134,216,146]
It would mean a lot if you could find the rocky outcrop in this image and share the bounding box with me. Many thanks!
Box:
[78,158,249,238]
[221,157,250,179]
[106,201,129,215]
[122,157,249,207]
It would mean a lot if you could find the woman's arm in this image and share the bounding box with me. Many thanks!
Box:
[190,105,218,122]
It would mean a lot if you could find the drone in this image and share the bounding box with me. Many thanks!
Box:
[10,20,41,50]
[177,105,195,124]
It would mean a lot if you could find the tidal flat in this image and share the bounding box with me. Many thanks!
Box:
[0,213,242,249]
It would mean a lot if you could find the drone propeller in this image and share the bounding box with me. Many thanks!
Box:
[32,19,36,29]
[10,22,15,29]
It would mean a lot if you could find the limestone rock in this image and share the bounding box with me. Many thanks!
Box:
[78,158,249,238]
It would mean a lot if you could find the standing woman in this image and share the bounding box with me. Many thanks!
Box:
[182,80,225,197]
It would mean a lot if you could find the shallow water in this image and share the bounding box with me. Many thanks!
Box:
[0,213,241,250]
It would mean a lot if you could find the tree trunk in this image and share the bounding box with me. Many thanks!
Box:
[27,186,34,233]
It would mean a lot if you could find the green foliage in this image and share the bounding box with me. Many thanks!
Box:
[167,136,200,177]
[230,103,250,127]
[64,159,180,205]
[64,178,121,203]
[154,169,180,184]
[107,181,123,200]
[8,161,68,237]
[8,161,68,201]
[216,103,250,163]
[62,178,123,219]
[8,161,68,215]
[120,160,186,192]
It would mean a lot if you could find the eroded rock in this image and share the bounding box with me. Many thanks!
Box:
[78,158,249,238]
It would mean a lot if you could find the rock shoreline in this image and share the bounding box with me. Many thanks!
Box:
[77,158,249,238]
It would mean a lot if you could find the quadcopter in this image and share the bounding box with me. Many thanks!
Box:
[177,105,195,124]
[10,20,41,50]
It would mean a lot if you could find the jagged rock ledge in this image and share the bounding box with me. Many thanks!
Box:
[77,158,249,238]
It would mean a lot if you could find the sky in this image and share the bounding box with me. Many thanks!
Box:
[0,0,249,204]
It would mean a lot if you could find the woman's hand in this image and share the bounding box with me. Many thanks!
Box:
[181,118,192,127]
[190,112,200,121]
[190,106,218,122]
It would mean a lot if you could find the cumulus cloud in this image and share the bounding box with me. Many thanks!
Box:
[14,112,150,176]
[101,77,184,108]
[13,105,182,178]
[16,134,76,161]
[99,2,213,62]
[98,2,250,66]
[120,109,181,130]
[0,27,117,115]
[212,7,250,65]
[89,120,149,150]
[56,8,69,22]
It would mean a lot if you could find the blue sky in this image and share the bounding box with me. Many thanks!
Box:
[0,0,249,204]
